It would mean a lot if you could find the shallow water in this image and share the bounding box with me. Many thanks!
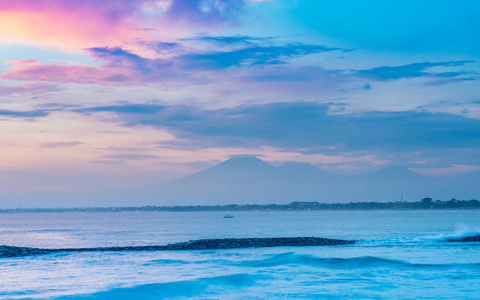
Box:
[1,210,480,299]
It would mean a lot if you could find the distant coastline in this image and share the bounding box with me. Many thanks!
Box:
[1,198,479,213]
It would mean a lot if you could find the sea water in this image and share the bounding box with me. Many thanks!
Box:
[1,210,480,299]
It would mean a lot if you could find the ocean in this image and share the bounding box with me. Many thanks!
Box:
[1,210,480,299]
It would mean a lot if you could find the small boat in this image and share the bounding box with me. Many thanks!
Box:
[224,215,234,218]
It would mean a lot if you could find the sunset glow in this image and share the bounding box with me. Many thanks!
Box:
[1,0,480,206]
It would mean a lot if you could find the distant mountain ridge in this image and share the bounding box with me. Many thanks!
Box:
[150,156,476,205]
[16,156,476,207]
[174,156,423,183]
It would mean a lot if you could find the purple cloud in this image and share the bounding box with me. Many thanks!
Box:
[164,0,249,27]
[86,47,170,76]
[0,83,59,96]
[2,41,343,88]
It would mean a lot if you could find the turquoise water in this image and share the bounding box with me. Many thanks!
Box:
[1,211,480,299]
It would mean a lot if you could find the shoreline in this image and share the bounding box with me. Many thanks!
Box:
[1,199,479,213]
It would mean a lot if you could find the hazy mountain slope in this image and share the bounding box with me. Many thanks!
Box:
[174,156,278,184]
[277,162,337,183]
[142,157,480,205]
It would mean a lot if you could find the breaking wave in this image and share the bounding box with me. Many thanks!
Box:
[358,232,480,245]
[235,252,446,269]
[51,273,263,300]
[33,253,480,299]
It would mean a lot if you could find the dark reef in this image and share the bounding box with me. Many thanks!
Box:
[0,237,355,258]
[162,237,355,250]
[444,234,480,242]
[3,234,479,258]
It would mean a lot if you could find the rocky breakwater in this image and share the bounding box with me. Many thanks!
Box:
[0,245,55,257]
[0,237,356,258]
[444,234,480,242]
[163,237,356,250]
[0,245,169,258]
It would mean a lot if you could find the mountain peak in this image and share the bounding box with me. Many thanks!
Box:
[175,155,276,184]
[213,156,276,172]
[223,155,267,165]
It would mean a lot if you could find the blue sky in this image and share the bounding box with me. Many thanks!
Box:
[0,0,479,205]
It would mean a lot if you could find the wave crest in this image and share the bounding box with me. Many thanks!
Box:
[52,273,264,300]
[237,252,445,269]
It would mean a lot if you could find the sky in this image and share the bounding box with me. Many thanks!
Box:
[1,0,480,206]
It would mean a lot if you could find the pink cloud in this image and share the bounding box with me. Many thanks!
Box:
[40,141,84,148]
[2,63,104,84]
[0,0,152,50]
[0,0,262,51]
[1,43,347,91]
[4,59,38,66]
[1,48,171,85]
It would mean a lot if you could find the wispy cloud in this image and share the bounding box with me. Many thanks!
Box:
[354,61,475,81]
[40,141,84,148]
[0,48,171,85]
[0,109,48,118]
[423,77,476,86]
[181,35,270,46]
[99,146,151,153]
[74,104,167,115]
[87,47,170,76]
[0,83,59,97]
[72,102,480,155]
[1,42,343,87]
[178,44,342,70]
[104,153,160,160]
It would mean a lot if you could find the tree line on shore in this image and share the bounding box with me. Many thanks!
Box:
[1,198,479,213]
